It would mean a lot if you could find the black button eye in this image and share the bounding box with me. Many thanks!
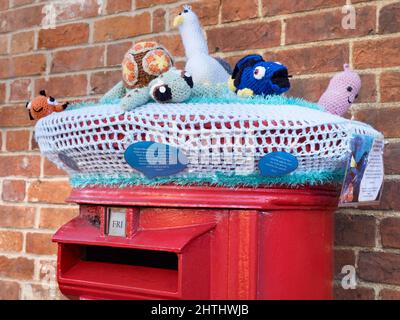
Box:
[183,9,188,13]
[179,12,182,15]
[49,96,55,102]
[355,94,359,99]
[347,86,353,92]
[181,71,193,88]
[153,85,172,103]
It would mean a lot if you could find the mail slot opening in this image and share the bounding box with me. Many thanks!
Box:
[59,243,179,294]
[83,245,178,270]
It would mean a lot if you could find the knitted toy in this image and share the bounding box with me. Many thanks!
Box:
[121,67,227,111]
[228,54,291,97]
[173,5,231,84]
[121,68,194,111]
[101,41,174,102]
[318,64,361,116]
[26,90,69,120]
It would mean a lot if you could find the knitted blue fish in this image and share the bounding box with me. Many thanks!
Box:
[228,54,291,97]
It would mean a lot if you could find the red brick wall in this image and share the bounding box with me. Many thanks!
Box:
[0,0,399,300]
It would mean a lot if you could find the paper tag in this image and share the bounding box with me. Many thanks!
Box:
[339,135,384,207]
[124,142,188,178]
[258,152,298,177]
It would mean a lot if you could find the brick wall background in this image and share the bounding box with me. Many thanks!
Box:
[0,0,399,300]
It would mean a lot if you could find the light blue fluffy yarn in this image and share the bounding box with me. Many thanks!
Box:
[65,85,323,112]
[65,99,121,111]
[188,85,323,111]
[70,170,345,189]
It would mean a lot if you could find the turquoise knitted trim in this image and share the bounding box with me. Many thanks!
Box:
[66,93,322,112]
[70,170,345,189]
[187,91,323,111]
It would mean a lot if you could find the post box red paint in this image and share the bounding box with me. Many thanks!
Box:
[53,185,339,300]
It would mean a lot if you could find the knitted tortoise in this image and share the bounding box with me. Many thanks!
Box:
[101,41,174,102]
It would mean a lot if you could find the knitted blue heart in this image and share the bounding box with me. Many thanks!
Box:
[258,152,298,177]
[124,142,188,179]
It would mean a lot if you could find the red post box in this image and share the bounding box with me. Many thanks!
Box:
[53,185,339,300]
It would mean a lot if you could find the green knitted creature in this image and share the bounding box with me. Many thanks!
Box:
[121,68,228,111]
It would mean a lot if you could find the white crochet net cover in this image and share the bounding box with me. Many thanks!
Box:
[35,103,381,177]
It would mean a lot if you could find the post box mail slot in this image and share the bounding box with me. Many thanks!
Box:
[53,211,215,300]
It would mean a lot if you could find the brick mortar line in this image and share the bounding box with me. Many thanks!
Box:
[0,0,387,16]
[23,171,29,203]
[0,276,56,285]
[2,63,400,96]
[0,202,77,209]
[1,128,6,151]
[205,1,387,29]
[337,210,400,218]
[333,278,400,292]
[33,259,40,282]
[0,175,3,202]
[0,150,42,155]
[280,18,286,46]
[0,227,56,234]
[0,41,399,93]
[355,280,400,293]
[0,64,124,83]
[0,201,77,210]
[0,172,69,179]
[0,251,56,259]
[333,279,400,297]
[1,92,104,107]
[0,226,60,233]
[350,102,400,109]
[376,72,382,103]
[0,0,396,44]
[335,245,400,254]
[28,129,33,153]
[384,175,400,180]
[293,66,400,78]
[3,24,400,62]
[218,32,400,58]
[21,228,27,254]
[1,8,400,61]
[257,0,262,18]
[39,155,44,179]
[349,41,353,68]
[375,218,382,249]
[165,2,173,30]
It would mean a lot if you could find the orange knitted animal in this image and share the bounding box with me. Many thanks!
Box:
[26,90,69,120]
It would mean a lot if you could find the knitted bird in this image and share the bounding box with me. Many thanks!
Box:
[26,90,69,120]
[173,5,230,84]
[318,64,361,116]
[229,54,291,97]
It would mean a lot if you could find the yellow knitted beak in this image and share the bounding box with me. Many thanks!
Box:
[173,15,184,28]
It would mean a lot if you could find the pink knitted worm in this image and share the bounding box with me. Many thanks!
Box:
[318,64,361,116]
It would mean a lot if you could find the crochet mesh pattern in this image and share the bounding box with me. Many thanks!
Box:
[35,102,381,179]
